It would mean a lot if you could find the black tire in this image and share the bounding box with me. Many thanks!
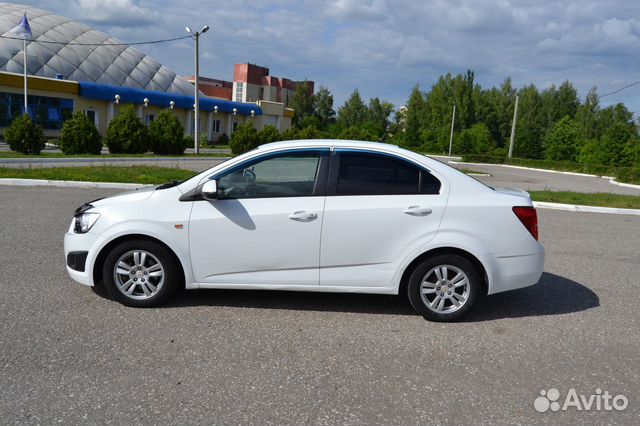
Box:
[407,254,482,322]
[102,240,179,307]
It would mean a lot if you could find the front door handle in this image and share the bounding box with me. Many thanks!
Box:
[289,211,318,222]
[403,206,432,216]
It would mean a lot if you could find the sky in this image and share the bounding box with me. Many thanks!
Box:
[12,0,640,113]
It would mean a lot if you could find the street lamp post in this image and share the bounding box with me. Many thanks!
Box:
[186,25,209,154]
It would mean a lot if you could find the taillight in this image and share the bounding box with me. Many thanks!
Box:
[512,206,538,240]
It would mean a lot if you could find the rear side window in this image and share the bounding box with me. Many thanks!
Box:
[335,152,440,195]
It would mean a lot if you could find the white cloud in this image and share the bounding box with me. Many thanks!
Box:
[69,0,160,26]
[9,0,640,111]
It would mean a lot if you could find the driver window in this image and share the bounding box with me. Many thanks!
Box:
[216,152,322,199]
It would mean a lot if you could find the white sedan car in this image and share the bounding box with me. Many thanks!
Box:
[64,140,544,321]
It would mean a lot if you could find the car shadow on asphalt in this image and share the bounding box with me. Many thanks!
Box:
[158,272,599,320]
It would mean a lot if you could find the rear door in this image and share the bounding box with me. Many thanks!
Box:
[320,150,447,288]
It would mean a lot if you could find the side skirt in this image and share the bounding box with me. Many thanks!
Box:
[187,282,398,295]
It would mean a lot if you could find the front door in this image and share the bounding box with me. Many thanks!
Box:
[189,149,328,286]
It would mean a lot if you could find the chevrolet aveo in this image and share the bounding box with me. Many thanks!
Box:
[64,140,544,321]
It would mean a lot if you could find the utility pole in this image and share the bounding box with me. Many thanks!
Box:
[194,33,200,154]
[448,102,456,156]
[23,38,28,115]
[186,25,209,154]
[508,93,519,158]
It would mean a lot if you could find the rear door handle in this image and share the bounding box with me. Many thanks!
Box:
[403,206,432,216]
[289,211,318,222]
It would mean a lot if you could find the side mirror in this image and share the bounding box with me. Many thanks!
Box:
[201,179,218,200]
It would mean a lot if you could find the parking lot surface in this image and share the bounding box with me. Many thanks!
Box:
[0,186,638,425]
[446,161,640,196]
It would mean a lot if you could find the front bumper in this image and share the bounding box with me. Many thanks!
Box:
[64,227,102,287]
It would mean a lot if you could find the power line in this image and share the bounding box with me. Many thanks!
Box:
[598,79,640,99]
[0,34,192,46]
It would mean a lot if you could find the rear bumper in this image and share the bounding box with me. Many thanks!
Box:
[485,244,545,295]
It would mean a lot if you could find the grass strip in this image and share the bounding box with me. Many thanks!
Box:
[0,166,198,185]
[0,152,230,158]
[529,191,640,209]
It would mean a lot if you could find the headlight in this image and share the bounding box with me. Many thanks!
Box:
[74,212,101,233]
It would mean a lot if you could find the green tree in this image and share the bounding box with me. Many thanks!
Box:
[544,116,584,161]
[575,87,600,140]
[402,85,425,147]
[513,85,545,159]
[476,78,516,147]
[337,126,378,141]
[104,105,149,154]
[229,122,259,154]
[4,114,46,155]
[289,81,314,128]
[313,86,335,129]
[59,111,102,155]
[578,123,636,166]
[148,109,187,155]
[367,97,394,139]
[337,89,368,129]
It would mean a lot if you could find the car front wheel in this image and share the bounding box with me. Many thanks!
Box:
[407,254,482,322]
[102,240,179,307]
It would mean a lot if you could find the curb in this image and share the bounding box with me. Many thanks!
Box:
[1,178,639,216]
[0,178,149,190]
[533,201,640,216]
[608,179,640,190]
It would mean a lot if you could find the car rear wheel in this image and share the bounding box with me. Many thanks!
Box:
[407,254,481,322]
[102,240,179,307]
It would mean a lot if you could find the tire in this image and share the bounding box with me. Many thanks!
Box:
[407,254,482,322]
[102,240,179,307]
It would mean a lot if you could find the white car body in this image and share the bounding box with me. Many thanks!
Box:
[64,140,544,301]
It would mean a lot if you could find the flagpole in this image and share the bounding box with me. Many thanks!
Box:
[23,37,28,115]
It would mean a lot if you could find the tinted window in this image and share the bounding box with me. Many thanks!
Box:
[336,152,440,195]
[217,152,322,199]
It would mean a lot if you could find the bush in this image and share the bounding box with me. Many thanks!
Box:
[59,111,102,155]
[615,167,640,185]
[491,147,508,157]
[4,114,46,154]
[454,123,496,155]
[259,125,281,145]
[216,133,229,145]
[104,105,149,154]
[148,109,187,155]
[229,122,259,154]
[279,127,299,141]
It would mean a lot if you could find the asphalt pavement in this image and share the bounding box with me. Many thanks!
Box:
[447,161,640,196]
[0,186,639,425]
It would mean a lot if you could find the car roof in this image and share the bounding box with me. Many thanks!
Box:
[258,139,405,152]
